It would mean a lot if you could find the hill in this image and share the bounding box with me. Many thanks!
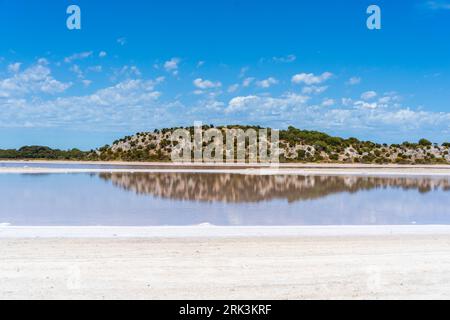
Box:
[1,126,449,164]
[93,125,450,164]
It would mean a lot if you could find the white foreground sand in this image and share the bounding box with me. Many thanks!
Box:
[1,229,450,300]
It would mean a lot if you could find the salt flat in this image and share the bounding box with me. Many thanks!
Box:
[1,235,450,300]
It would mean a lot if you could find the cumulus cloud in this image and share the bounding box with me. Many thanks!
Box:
[82,79,92,87]
[69,64,84,78]
[219,92,450,141]
[322,98,335,107]
[0,78,164,129]
[378,96,392,104]
[164,57,181,75]
[1,74,450,142]
[225,93,309,114]
[256,77,279,88]
[292,72,333,85]
[226,95,259,113]
[193,78,222,89]
[302,86,328,95]
[7,62,21,73]
[347,77,361,85]
[272,54,296,63]
[227,84,239,93]
[64,51,93,63]
[341,98,353,106]
[1,59,448,142]
[0,64,71,98]
[354,100,378,109]
[242,77,255,87]
[111,65,142,81]
[361,91,377,100]
[37,58,49,65]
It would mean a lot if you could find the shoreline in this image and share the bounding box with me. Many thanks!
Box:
[1,161,450,176]
[1,225,450,238]
[2,159,450,168]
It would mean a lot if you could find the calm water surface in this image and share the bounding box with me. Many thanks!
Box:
[0,170,449,226]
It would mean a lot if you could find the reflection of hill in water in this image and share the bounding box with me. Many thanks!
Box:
[98,173,450,203]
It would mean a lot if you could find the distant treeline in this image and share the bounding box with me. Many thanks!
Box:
[0,146,92,160]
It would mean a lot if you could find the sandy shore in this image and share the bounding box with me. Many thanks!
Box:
[2,234,450,300]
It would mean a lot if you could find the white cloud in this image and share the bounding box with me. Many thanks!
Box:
[82,79,92,87]
[7,62,21,73]
[64,51,93,63]
[164,57,181,75]
[228,84,239,93]
[0,79,163,129]
[155,76,166,84]
[2,75,450,142]
[347,77,361,85]
[37,58,49,65]
[272,54,296,63]
[322,98,335,107]
[202,99,225,112]
[112,65,142,80]
[70,64,83,78]
[378,96,391,104]
[242,77,255,87]
[377,93,400,107]
[302,86,328,95]
[193,78,222,89]
[226,95,259,113]
[99,51,107,58]
[354,100,378,109]
[226,93,310,114]
[292,72,333,85]
[0,64,71,98]
[341,98,353,106]
[218,92,450,141]
[256,77,279,88]
[361,91,377,100]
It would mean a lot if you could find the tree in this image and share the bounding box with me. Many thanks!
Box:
[418,139,432,147]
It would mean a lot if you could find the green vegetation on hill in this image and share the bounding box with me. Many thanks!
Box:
[0,146,91,160]
[94,125,450,164]
[1,125,449,164]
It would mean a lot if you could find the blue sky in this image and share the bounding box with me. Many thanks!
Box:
[0,0,450,149]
